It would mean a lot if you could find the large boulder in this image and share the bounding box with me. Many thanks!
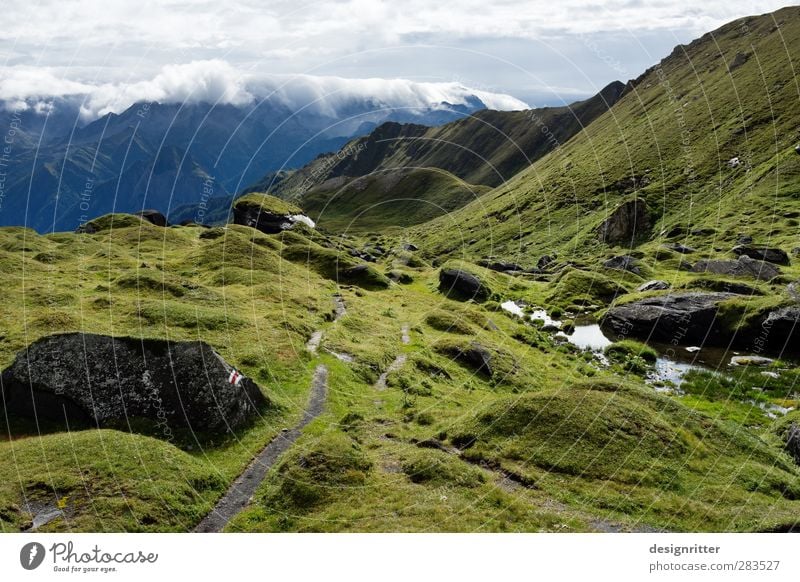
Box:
[233,193,314,234]
[601,292,737,345]
[0,333,268,434]
[753,306,800,350]
[598,199,650,244]
[692,255,780,281]
[732,244,790,265]
[438,267,491,301]
[136,209,169,227]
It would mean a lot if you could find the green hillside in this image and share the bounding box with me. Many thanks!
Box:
[416,6,800,264]
[298,167,491,231]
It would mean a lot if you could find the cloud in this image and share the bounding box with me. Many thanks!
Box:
[0,60,529,120]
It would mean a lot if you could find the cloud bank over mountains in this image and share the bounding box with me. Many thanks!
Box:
[0,60,530,121]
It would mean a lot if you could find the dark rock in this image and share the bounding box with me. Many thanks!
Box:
[537,254,557,269]
[786,423,800,465]
[732,244,790,265]
[736,233,753,245]
[753,306,800,351]
[439,268,491,301]
[728,52,749,70]
[444,342,493,376]
[692,255,780,281]
[665,243,695,254]
[598,199,650,243]
[601,292,737,346]
[691,228,716,236]
[665,226,686,239]
[637,280,670,292]
[232,199,311,234]
[386,270,413,284]
[603,255,641,274]
[402,243,418,252]
[687,279,762,295]
[0,333,268,434]
[136,209,168,227]
[678,260,694,271]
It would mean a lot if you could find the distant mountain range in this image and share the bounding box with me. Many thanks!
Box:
[0,86,521,232]
[241,81,624,230]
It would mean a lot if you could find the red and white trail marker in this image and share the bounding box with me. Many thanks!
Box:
[228,369,243,386]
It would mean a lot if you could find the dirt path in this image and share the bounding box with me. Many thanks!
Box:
[195,295,345,533]
[194,364,328,532]
[374,324,410,390]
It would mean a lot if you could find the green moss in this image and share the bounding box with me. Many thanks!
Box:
[402,449,485,487]
[281,243,390,289]
[548,268,629,309]
[260,433,372,512]
[79,213,146,233]
[425,310,475,335]
[234,193,303,216]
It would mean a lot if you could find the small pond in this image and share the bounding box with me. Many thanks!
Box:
[500,300,789,391]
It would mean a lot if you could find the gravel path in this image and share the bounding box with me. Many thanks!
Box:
[194,364,329,532]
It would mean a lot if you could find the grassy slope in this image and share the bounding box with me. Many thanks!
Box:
[414,7,800,267]
[299,167,491,232]
[1,218,799,532]
[0,220,336,531]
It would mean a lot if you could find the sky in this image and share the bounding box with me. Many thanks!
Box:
[0,0,795,116]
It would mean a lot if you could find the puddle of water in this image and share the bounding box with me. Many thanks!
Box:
[499,300,782,389]
[501,300,561,328]
[561,324,612,351]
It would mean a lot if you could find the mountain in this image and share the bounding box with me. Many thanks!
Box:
[240,81,624,229]
[415,6,800,263]
[0,88,517,233]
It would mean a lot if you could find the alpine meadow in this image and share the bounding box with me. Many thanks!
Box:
[1,4,799,540]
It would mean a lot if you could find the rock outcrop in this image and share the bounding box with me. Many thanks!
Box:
[439,267,491,301]
[232,193,314,234]
[602,293,800,353]
[1,333,268,434]
[136,210,169,227]
[598,199,650,244]
[692,255,780,281]
[601,292,737,345]
[732,244,790,265]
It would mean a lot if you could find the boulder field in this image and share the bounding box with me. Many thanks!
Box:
[1,333,268,434]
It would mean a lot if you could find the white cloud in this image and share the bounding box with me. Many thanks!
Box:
[0,60,529,120]
[1,1,791,107]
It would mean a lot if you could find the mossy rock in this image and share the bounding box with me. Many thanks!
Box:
[233,193,303,216]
